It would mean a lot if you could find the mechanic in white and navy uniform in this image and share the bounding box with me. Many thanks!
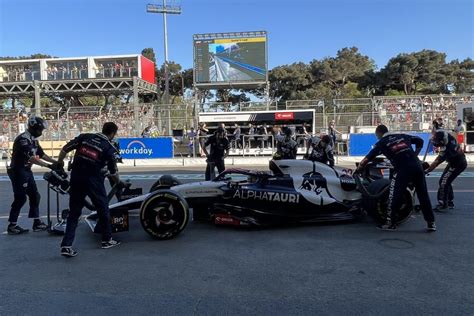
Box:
[305,135,335,167]
[356,124,436,232]
[7,116,60,235]
[425,130,467,212]
[56,122,121,257]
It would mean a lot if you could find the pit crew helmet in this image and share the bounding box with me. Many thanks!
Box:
[28,116,47,137]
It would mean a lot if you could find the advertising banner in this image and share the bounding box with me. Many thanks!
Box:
[118,138,173,159]
[348,133,434,156]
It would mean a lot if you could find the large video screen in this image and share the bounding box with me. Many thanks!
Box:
[194,32,267,86]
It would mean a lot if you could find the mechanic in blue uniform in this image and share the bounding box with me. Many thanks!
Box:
[356,124,436,232]
[425,130,467,211]
[57,122,121,257]
[305,135,335,167]
[274,127,298,160]
[202,126,230,181]
[7,116,60,235]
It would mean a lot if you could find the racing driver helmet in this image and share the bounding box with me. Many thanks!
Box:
[27,115,48,137]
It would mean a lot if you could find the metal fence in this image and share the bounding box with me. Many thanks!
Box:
[0,94,472,156]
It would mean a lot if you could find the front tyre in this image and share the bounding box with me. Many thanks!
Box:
[364,179,413,225]
[140,190,189,240]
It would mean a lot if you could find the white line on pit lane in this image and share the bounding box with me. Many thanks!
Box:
[0,172,473,182]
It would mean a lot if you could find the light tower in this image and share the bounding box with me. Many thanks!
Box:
[147,1,181,134]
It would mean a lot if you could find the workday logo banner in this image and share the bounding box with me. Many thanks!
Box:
[118,138,173,159]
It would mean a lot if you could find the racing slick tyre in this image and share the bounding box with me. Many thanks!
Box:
[140,190,189,240]
[149,175,182,192]
[363,179,413,225]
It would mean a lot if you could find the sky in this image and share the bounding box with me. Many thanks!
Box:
[0,0,472,70]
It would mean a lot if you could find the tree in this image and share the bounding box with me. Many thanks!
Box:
[310,47,375,98]
[215,89,250,104]
[447,58,474,93]
[380,50,458,95]
[268,62,313,100]
[141,48,156,63]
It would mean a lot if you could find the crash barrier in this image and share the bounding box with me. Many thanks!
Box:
[118,137,174,159]
[348,132,434,156]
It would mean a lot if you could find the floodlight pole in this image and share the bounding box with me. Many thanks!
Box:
[147,1,181,135]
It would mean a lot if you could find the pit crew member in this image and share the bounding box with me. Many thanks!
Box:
[305,135,335,167]
[57,122,121,257]
[7,116,59,235]
[356,125,436,232]
[275,127,297,160]
[425,130,467,211]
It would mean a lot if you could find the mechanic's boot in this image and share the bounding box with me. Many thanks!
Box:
[101,239,121,249]
[448,201,455,209]
[61,247,78,258]
[427,222,437,232]
[377,220,397,231]
[433,204,448,213]
[32,219,48,232]
[7,224,29,235]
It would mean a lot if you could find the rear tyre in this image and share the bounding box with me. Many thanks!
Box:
[140,190,189,240]
[364,179,413,225]
[149,175,181,192]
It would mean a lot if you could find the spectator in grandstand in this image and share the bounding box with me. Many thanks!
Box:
[305,135,335,167]
[274,127,297,160]
[202,127,229,181]
[230,123,241,149]
[141,126,151,138]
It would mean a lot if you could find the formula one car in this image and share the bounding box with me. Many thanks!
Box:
[103,158,414,239]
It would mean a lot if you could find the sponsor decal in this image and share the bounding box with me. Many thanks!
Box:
[275,112,294,120]
[232,189,300,203]
[299,171,325,195]
[214,214,242,226]
[390,142,409,152]
[78,146,99,160]
[120,140,153,156]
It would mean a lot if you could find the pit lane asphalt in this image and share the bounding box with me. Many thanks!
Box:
[0,167,473,315]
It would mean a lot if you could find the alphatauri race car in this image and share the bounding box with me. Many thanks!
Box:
[75,158,414,240]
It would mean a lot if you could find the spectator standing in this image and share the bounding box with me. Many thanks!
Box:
[202,127,229,180]
[328,120,341,147]
[247,123,256,148]
[198,123,209,157]
[231,123,241,149]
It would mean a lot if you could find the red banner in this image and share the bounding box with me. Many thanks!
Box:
[275,112,294,120]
